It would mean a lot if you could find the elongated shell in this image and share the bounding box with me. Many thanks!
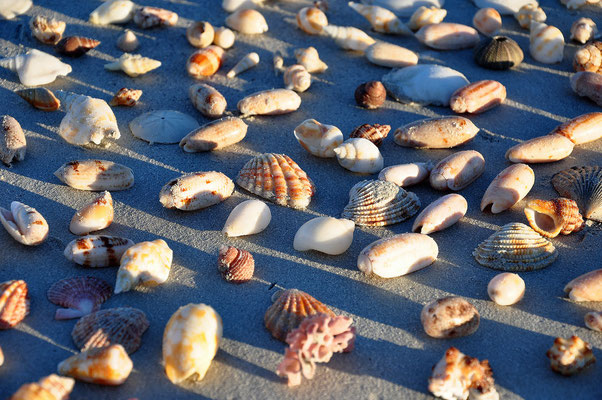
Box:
[571,18,597,44]
[218,246,254,283]
[227,52,259,78]
[430,150,485,191]
[213,27,235,49]
[365,41,418,68]
[505,134,574,164]
[54,160,134,191]
[296,6,327,35]
[394,116,479,148]
[322,25,375,52]
[16,87,60,111]
[238,89,301,116]
[487,272,525,305]
[571,72,602,107]
[189,83,226,119]
[473,222,557,271]
[524,198,584,238]
[474,35,524,70]
[133,6,178,29]
[223,199,271,237]
[115,239,173,294]
[0,115,26,166]
[47,276,112,320]
[0,280,29,329]
[473,8,501,36]
[565,269,602,302]
[450,80,506,114]
[187,46,225,78]
[551,112,602,145]
[348,2,411,35]
[481,163,535,214]
[514,4,545,29]
[226,9,268,34]
[416,23,479,50]
[378,162,432,187]
[29,15,66,45]
[408,6,447,31]
[334,138,384,174]
[64,235,134,267]
[552,166,602,222]
[350,124,390,146]
[530,21,564,64]
[294,47,328,73]
[104,53,161,77]
[574,42,602,73]
[421,297,479,338]
[0,201,48,246]
[0,49,72,86]
[546,336,596,376]
[130,110,199,144]
[283,64,311,93]
[413,194,467,234]
[89,0,135,25]
[293,217,355,255]
[117,30,139,52]
[159,171,234,211]
[294,119,343,158]
[10,375,74,400]
[56,36,101,57]
[181,117,247,152]
[187,21,214,48]
[58,344,132,386]
[70,191,113,235]
[109,88,142,107]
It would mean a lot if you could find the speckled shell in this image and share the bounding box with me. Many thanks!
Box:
[552,166,602,222]
[236,153,315,209]
[58,344,132,386]
[0,201,48,246]
[334,138,384,174]
[30,15,65,45]
[570,18,597,44]
[348,2,411,35]
[481,163,535,214]
[217,246,255,283]
[264,289,334,342]
[487,272,525,305]
[54,160,134,191]
[47,276,112,320]
[159,171,234,211]
[56,36,100,57]
[89,0,135,25]
[10,375,74,400]
[294,119,343,158]
[133,6,178,29]
[407,6,446,31]
[115,239,173,294]
[181,117,247,152]
[16,87,60,111]
[505,134,574,164]
[296,6,328,35]
[0,49,72,86]
[413,194,467,234]
[547,336,596,376]
[293,217,355,255]
[524,198,584,238]
[514,4,546,29]
[64,235,134,268]
[130,110,199,144]
[474,35,524,70]
[530,21,564,64]
[227,52,259,78]
[109,88,142,107]
[571,72,602,107]
[0,115,26,166]
[350,124,390,146]
[226,9,268,34]
[163,304,222,384]
[565,269,602,302]
[72,307,149,354]
[237,89,301,116]
[552,112,602,145]
[430,150,485,191]
[187,21,214,48]
[284,64,311,93]
[394,116,479,148]
[322,25,375,52]
[574,42,602,73]
[117,30,139,52]
[104,53,161,77]
[0,280,29,329]
[421,297,479,338]
[213,27,235,49]
[473,8,501,36]
[378,162,433,187]
[450,80,506,114]
[223,199,271,237]
[294,47,328,73]
[365,41,419,68]
[70,191,114,236]
[416,23,479,50]
[473,222,558,271]
[585,311,602,332]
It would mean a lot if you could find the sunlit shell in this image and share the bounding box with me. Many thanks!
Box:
[10,374,74,400]
[226,9,268,34]
[115,239,173,294]
[0,201,48,246]
[187,45,224,78]
[514,4,546,29]
[223,199,271,237]
[159,171,234,211]
[413,194,467,234]
[264,289,334,342]
[350,124,390,147]
[421,297,479,338]
[524,198,584,238]
[378,162,433,187]
[89,0,136,25]
[296,6,327,35]
[0,0,31,19]
[117,30,139,52]
[547,336,596,376]
[213,26,236,49]
[416,23,479,50]
[283,64,311,93]
[572,72,602,107]
[0,49,72,86]
[70,191,114,236]
[570,18,597,44]
[365,0,444,16]
[109,88,142,107]
[473,8,501,36]
[530,21,564,64]
[0,280,29,329]
[104,53,161,77]
[393,116,478,148]
[227,52,259,78]
[293,217,355,255]
[222,0,264,12]
[47,276,112,320]
[54,160,134,191]
[294,119,343,158]
[323,25,375,52]
[129,110,199,144]
[560,0,601,9]
[348,2,411,35]
[189,83,227,119]
[473,222,557,271]
[450,80,506,114]
[565,269,602,302]
[551,112,602,145]
[217,246,254,283]
[294,47,328,73]
[505,134,574,164]
[407,6,447,31]
[552,166,602,222]
[64,235,134,268]
[473,0,538,14]
[273,52,284,73]
[56,36,100,57]
[72,307,149,354]
[236,153,315,209]
[474,35,524,70]
[187,21,214,48]
[133,6,178,29]
[574,42,602,73]
[334,138,384,174]
[487,272,525,306]
[430,150,485,191]
[0,115,26,166]
[481,163,535,214]
[181,117,247,152]
[585,311,602,332]
[58,344,133,386]
[16,87,60,111]
[29,15,65,45]
[355,81,386,109]
[365,41,418,68]
[0,344,3,366]
[237,89,302,116]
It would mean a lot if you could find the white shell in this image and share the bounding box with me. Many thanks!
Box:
[378,162,432,187]
[0,201,49,246]
[560,0,600,9]
[89,0,136,25]
[296,6,328,35]
[54,160,134,192]
[213,27,236,49]
[223,200,271,237]
[514,4,546,30]
[64,235,134,267]
[117,30,139,52]
[129,110,199,144]
[293,217,355,255]
[70,191,114,236]
[294,47,328,74]
[322,25,376,52]
[227,52,259,78]
[364,0,444,17]
[104,53,161,77]
[412,194,467,234]
[530,21,565,64]
[430,150,486,191]
[407,6,447,31]
[481,164,535,214]
[334,138,384,174]
[415,23,480,50]
[487,272,525,305]
[0,49,72,86]
[570,18,598,45]
[348,2,412,35]
[283,65,311,93]
[365,42,419,68]
[473,0,537,15]
[115,239,173,294]
[159,172,234,211]
[294,119,343,158]
[0,0,31,19]
[57,344,133,386]
[222,0,263,13]
[237,89,301,117]
[226,9,268,34]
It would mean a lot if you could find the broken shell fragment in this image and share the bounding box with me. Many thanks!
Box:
[284,64,311,93]
[187,21,214,48]
[585,311,602,332]
[56,36,101,57]
[223,199,271,237]
[238,89,301,116]
[180,117,247,152]
[117,30,139,52]
[354,81,386,109]
[481,163,535,214]
[0,115,26,166]
[293,217,355,255]
[416,23,480,50]
[0,49,72,86]
[505,134,574,164]
[565,269,602,302]
[89,0,135,25]
[109,88,142,107]
[10,374,74,400]
[573,42,602,73]
[0,201,48,246]
[571,18,597,44]
[552,166,602,222]
[571,72,602,107]
[473,8,502,36]
[70,191,114,235]
[365,41,418,68]
[218,246,254,283]
[129,110,199,144]
[551,112,602,145]
[514,4,545,29]
[322,25,375,52]
[54,160,134,191]
[104,53,161,77]
[294,47,328,73]
[350,123,390,146]
[524,198,584,238]
[530,21,564,64]
[159,171,234,211]
[449,80,506,114]
[430,150,485,191]
[547,336,596,376]
[226,9,268,34]
[213,27,236,49]
[133,6,178,29]
[58,344,133,385]
[474,35,524,70]
[115,239,173,294]
[421,297,479,338]
[408,6,447,31]
[15,87,60,111]
[378,162,432,187]
[393,116,479,149]
[348,2,411,35]
[227,52,259,78]
[0,280,29,329]
[64,235,134,267]
[47,276,112,320]
[293,119,343,158]
[334,138,384,174]
[189,84,226,119]
[487,272,525,305]
[296,6,328,35]
[412,194,467,234]
[29,15,66,45]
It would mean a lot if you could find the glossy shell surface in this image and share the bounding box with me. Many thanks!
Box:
[473,8,501,36]
[416,23,479,50]
[394,116,479,148]
[64,235,134,268]
[189,83,227,119]
[296,6,328,35]
[237,89,301,116]
[480,163,535,214]
[226,9,268,34]
[530,21,564,64]
[15,87,60,111]
[564,269,602,302]
[181,117,247,152]
[0,201,48,246]
[430,150,485,191]
[551,112,602,145]
[293,217,355,255]
[186,46,224,78]
[350,124,390,146]
[159,171,234,211]
[70,191,114,235]
[54,160,134,191]
[413,194,467,234]
[505,134,574,164]
[223,199,271,237]
[89,0,135,25]
[294,119,343,158]
[115,239,173,294]
[365,41,418,68]
[378,162,432,187]
[487,272,525,305]
[333,138,384,174]
[449,80,506,114]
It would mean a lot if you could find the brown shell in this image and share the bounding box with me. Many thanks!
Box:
[0,280,29,329]
[524,198,584,238]
[47,276,112,320]
[109,88,142,107]
[474,36,524,70]
[421,296,480,338]
[354,81,386,109]
[217,246,255,283]
[574,42,602,73]
[546,336,596,376]
[29,15,66,45]
[16,88,60,111]
[571,72,602,107]
[56,36,101,57]
[349,124,391,146]
[552,166,602,222]
[133,6,178,29]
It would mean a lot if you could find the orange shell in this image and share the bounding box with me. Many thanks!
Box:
[450,80,506,114]
[546,336,596,376]
[16,88,61,111]
[217,246,254,283]
[186,46,224,78]
[0,280,29,329]
[573,42,602,73]
[109,88,142,107]
[56,36,101,57]
[11,374,74,400]
[524,198,584,238]
[349,124,391,146]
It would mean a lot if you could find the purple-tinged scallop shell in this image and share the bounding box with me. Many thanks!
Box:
[552,166,602,222]
[47,276,112,320]
[217,246,255,283]
[0,280,29,329]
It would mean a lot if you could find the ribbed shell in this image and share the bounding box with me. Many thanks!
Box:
[350,124,390,146]
[473,222,558,271]
[11,375,75,400]
[64,235,134,268]
[574,42,602,73]
[0,280,29,329]
[16,87,61,111]
[552,166,602,222]
[56,36,101,57]
[217,246,255,283]
[47,276,112,320]
[264,289,334,342]
[54,160,134,191]
[159,171,234,211]
[283,64,311,93]
[236,153,315,209]
[133,6,178,29]
[474,36,524,70]
[187,46,224,78]
[341,180,420,226]
[109,88,142,107]
[0,115,26,166]
[524,198,584,238]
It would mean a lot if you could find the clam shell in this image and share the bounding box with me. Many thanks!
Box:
[117,30,139,52]
[378,161,432,187]
[0,49,72,86]
[0,201,48,246]
[450,80,506,114]
[334,138,384,174]
[223,199,271,237]
[0,115,26,166]
[227,52,260,78]
[213,27,235,49]
[293,217,355,255]
[296,6,328,35]
[217,245,255,283]
[58,344,132,386]
[294,47,328,73]
[16,87,60,111]
[0,280,29,329]
[546,336,595,376]
[421,297,479,338]
[189,83,226,119]
[159,171,234,211]
[472,222,558,271]
[350,123,390,146]
[354,81,386,109]
[109,88,142,107]
[348,2,411,35]
[104,53,161,77]
[487,272,525,305]
[552,166,602,222]
[551,112,602,145]
[187,21,214,48]
[481,163,535,214]
[571,72,602,107]
[11,375,74,400]
[416,23,479,50]
[408,6,447,31]
[585,311,602,332]
[133,6,178,29]
[70,191,114,235]
[365,41,418,68]
[530,21,564,64]
[129,110,199,144]
[322,25,375,52]
[393,116,479,148]
[513,4,546,29]
[474,36,524,70]
[412,193,467,234]
[430,150,485,191]
[294,119,343,158]
[237,89,301,117]
[56,36,100,57]
[89,0,135,25]
[54,160,134,191]
[505,134,574,164]
[29,15,65,45]
[524,198,584,238]
[574,42,602,73]
[64,235,134,268]
[570,18,597,44]
[473,8,501,36]
[565,269,602,302]
[115,239,173,294]
[180,116,247,152]
[226,9,268,34]
[283,64,311,93]
[47,276,112,320]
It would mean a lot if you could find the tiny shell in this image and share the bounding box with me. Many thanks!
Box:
[473,8,501,36]
[480,163,535,214]
[117,30,139,52]
[571,72,602,107]
[64,235,134,268]
[416,23,480,50]
[293,119,343,158]
[227,52,259,78]
[585,311,602,332]
[187,21,214,48]
[238,89,301,116]
[109,88,142,107]
[0,344,3,366]
[0,49,72,86]
[573,42,602,73]
[393,116,479,148]
[530,21,564,64]
[570,18,597,44]
[412,193,467,234]
[89,0,135,25]
[524,198,584,238]
[0,201,48,246]
[56,36,100,57]
[378,162,432,187]
[180,116,246,152]
[58,344,133,385]
[505,134,574,164]
[217,246,254,283]
[104,53,161,77]
[70,191,114,235]
[348,2,411,35]
[565,269,602,301]
[284,64,311,93]
[159,171,234,211]
[10,375,74,400]
[293,217,355,255]
[294,47,328,73]
[430,150,485,191]
[474,35,524,70]
[129,110,199,144]
[0,280,29,329]
[47,276,112,320]
[449,80,506,114]
[223,199,271,237]
[273,52,284,73]
[54,160,134,191]
[29,15,66,45]
[552,166,602,222]
[354,81,386,109]
[115,239,173,294]
[189,83,227,119]
[551,112,602,145]
[0,115,26,166]
[226,9,268,34]
[296,6,328,35]
[407,6,447,31]
[133,6,178,29]
[365,41,419,68]
[334,138,384,174]
[322,25,375,52]
[213,27,236,49]
[514,4,546,29]
[547,336,596,376]
[487,272,525,305]
[350,123,390,146]
[16,87,60,111]
[421,297,479,338]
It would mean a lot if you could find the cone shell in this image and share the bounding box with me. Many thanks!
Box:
[350,124,390,146]
[264,289,334,341]
[530,21,564,64]
[294,119,343,158]
[474,36,524,70]
[514,4,546,29]
[571,72,602,107]
[506,134,574,164]
[0,280,29,329]
[416,23,479,50]
[104,53,161,77]
[163,304,222,384]
[16,87,60,111]
[227,52,260,78]
[188,83,226,119]
[294,47,328,73]
[133,6,178,29]
[0,201,48,246]
[394,116,479,148]
[186,46,224,78]
[54,160,134,191]
[56,36,100,57]
[334,138,384,174]
[487,272,525,306]
[413,194,467,234]
[0,49,72,86]
[481,163,535,214]
[473,8,501,36]
[408,6,446,31]
[217,245,254,283]
[585,311,602,332]
[283,64,311,93]
[551,112,602,145]
[109,88,142,107]
[223,199,271,237]
[10,375,74,400]
[430,150,485,191]
[0,115,26,166]
[58,344,132,385]
[421,297,479,338]
[450,80,506,114]
[293,217,355,255]
[524,198,584,238]
[72,307,149,354]
[237,89,301,116]
[115,239,173,294]
[574,42,602,73]
[565,269,602,302]
[89,0,136,25]
[181,117,247,152]
[354,81,386,109]
[323,25,375,52]
[551,166,602,221]
[547,336,596,376]
[378,162,433,187]
[117,30,139,52]
[187,21,214,48]
[64,235,134,268]
[473,222,557,271]
[159,171,234,211]
[236,153,315,209]
[213,27,235,49]
[47,276,112,320]
[226,9,268,34]
[571,18,597,44]
[347,2,411,35]
[365,42,418,68]
[29,15,65,45]
[70,191,114,235]
[296,6,327,35]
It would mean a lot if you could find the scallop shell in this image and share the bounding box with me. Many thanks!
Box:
[407,6,447,31]
[416,23,479,50]
[115,239,173,294]
[159,171,234,211]
[341,180,420,226]
[473,8,501,36]
[294,47,328,73]
[284,64,311,93]
[354,81,386,109]
[412,194,467,234]
[226,9,268,34]
[505,134,574,164]
[348,2,411,35]
[117,30,139,52]
[70,191,114,236]
[56,36,100,57]
[481,163,535,214]
[130,110,199,144]
[365,41,419,68]
[334,138,384,174]
[10,375,74,400]
[0,280,29,329]
[474,35,524,70]
[524,198,584,238]
[472,222,558,271]
[430,150,485,191]
[223,199,271,237]
[378,162,433,187]
[322,25,375,52]
[565,269,602,302]
[551,112,602,145]
[350,124,390,146]
[0,201,48,246]
[393,116,479,148]
[574,42,602,73]
[0,115,26,166]
[0,0,31,20]
[237,89,302,116]
[421,297,479,338]
[364,0,444,17]
[133,6,178,29]
[571,72,602,107]
[546,336,596,376]
[450,80,507,114]
[487,272,525,306]
[293,217,355,255]
[551,166,602,222]
[29,15,66,45]
[585,311,602,332]
[89,0,136,25]
[109,88,142,107]
[58,344,133,386]
[104,53,161,77]
[236,153,315,209]
[213,27,235,49]
[54,160,134,191]
[47,276,112,320]
[163,304,222,384]
[227,52,259,78]
[187,21,214,48]
[570,18,597,44]
[72,307,149,354]
[513,4,546,29]
[180,117,247,152]
[64,235,134,268]
[16,87,60,111]
[294,119,343,158]
[187,45,224,78]
[217,245,255,283]
[264,288,334,342]
[296,6,328,35]
[530,21,564,64]
[0,49,72,86]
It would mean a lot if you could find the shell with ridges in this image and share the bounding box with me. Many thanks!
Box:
[393,116,479,148]
[237,89,301,116]
[450,80,506,114]
[473,8,501,36]
[514,4,545,29]
[181,117,247,152]
[16,88,60,111]
[70,191,114,236]
[296,6,328,35]
[218,246,255,283]
[189,83,226,119]
[109,88,142,107]
[585,311,602,332]
[227,52,259,78]
[0,280,29,329]
[487,272,525,306]
[524,198,584,238]
[416,23,480,50]
[55,160,134,191]
[117,30,139,52]
[552,166,602,222]
[430,150,485,191]
[365,42,418,68]
[89,0,135,25]
[0,115,26,166]
[334,138,384,174]
[570,18,597,44]
[47,276,112,320]
[104,53,161,77]
[348,2,411,35]
[350,124,390,146]
[505,134,574,164]
[529,21,564,64]
[115,239,173,294]
[421,296,479,338]
[56,36,101,57]
[551,112,602,145]
[565,269,602,302]
[284,64,311,93]
[130,110,199,144]
[294,119,343,158]
[408,6,447,31]
[223,199,271,237]
[378,162,432,187]
[481,163,534,214]
[293,217,355,255]
[0,201,48,246]
[474,36,524,70]
[0,49,72,86]
[574,42,602,73]
[322,25,375,52]
[187,21,214,48]
[571,72,602,107]
[412,193,467,234]
[159,171,234,211]
[213,27,235,49]
[547,336,595,376]
[133,6,178,29]
[226,9,268,34]
[10,375,74,400]
[64,235,134,268]
[29,15,66,45]
[294,47,328,73]
[58,344,133,385]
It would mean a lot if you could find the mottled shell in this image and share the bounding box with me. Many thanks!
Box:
[56,36,100,57]
[347,2,411,35]
[0,201,48,246]
[10,375,74,400]
[159,171,234,211]
[585,311,602,332]
[223,199,271,237]
[133,6,178,29]
[47,276,112,320]
[294,47,328,73]
[16,87,60,111]
[487,272,525,305]
[473,8,501,36]
[296,6,327,35]
[552,112,602,145]
[181,116,247,152]
[354,81,386,109]
[547,336,596,376]
[565,269,602,302]
[283,64,311,93]
[474,36,524,70]
[365,41,418,68]
[227,52,259,78]
[217,246,255,283]
[64,235,134,268]
[130,110,199,144]
[322,25,375,52]
[226,9,268,34]
[430,150,485,191]
[394,116,479,149]
[264,289,334,342]
[0,280,29,329]
[378,162,433,187]
[236,153,315,209]
[570,18,597,44]
[408,6,447,31]
[294,119,343,158]
[481,163,535,214]
[109,88,142,107]
[163,304,222,384]
[104,53,161,77]
[54,160,134,191]
[293,217,355,255]
[0,115,26,166]
[514,4,546,29]
[574,42,602,73]
[552,166,602,221]
[473,222,557,271]
[571,72,602,107]
[505,134,574,164]
[72,307,149,354]
[115,239,173,294]
[524,198,584,238]
[530,21,564,64]
[58,344,132,386]
[70,191,114,236]
[350,124,390,146]
[89,0,136,25]
[213,27,235,49]
[187,21,214,48]
[237,89,301,116]
[334,138,384,174]
[29,15,65,45]
[421,297,479,338]
[412,194,467,234]
[0,49,72,86]
[450,80,506,114]
[117,30,139,52]
[416,23,480,50]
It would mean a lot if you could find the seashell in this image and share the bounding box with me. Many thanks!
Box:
[0,344,3,366]
[273,52,284,74]
[186,45,224,78]
[473,0,537,14]
[264,288,334,342]
[334,138,384,174]
[213,27,236,49]
[524,198,584,238]
[293,217,355,255]
[348,2,411,35]
[421,297,479,338]
[513,4,546,29]
[226,9,268,34]
[104,53,161,77]
[70,191,113,236]
[0,49,71,86]
[378,162,432,187]
[227,52,259,78]
[481,163,535,214]
[358,233,438,278]
[284,64,312,93]
[0,202,48,246]
[47,276,112,320]
[450,80,506,114]
[15,87,60,112]
[416,23,480,50]
[565,269,602,302]
[505,134,574,164]
[72,307,149,354]
[365,41,418,69]
[29,15,66,45]
[412,193,467,234]
[0,280,29,329]
[222,0,264,12]
[570,18,597,44]
[573,42,602,73]
[109,87,142,107]
[238,89,301,116]
[236,153,315,209]
[64,235,134,268]
[187,21,215,49]
[363,0,444,17]
[547,336,595,376]
[560,0,601,9]
[163,304,222,384]
[159,171,234,211]
[430,150,485,191]
[0,115,26,166]
[529,21,564,64]
[180,116,247,152]
[133,6,178,29]
[294,47,328,73]
[323,25,375,52]
[129,110,199,144]
[56,36,100,57]
[571,72,602,107]
[474,35,524,70]
[383,64,469,106]
[552,166,602,222]
[89,0,136,25]
[0,0,31,19]
[407,6,446,31]
[223,199,271,237]
[473,8,502,36]
[393,116,479,148]
[552,112,602,145]
[354,81,386,109]
[54,160,134,191]
[472,222,557,271]
[10,374,74,400]
[296,6,328,35]
[58,344,132,386]
[217,245,255,283]
[585,311,602,332]
[350,123,390,146]
[293,119,343,158]
[117,30,139,52]
[115,239,173,294]
[487,272,525,306]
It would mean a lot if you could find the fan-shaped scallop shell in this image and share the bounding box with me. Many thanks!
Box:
[72,307,149,354]
[56,36,101,57]
[524,198,584,238]
[473,222,558,271]
[296,6,328,35]
[64,235,134,268]
[264,288,335,342]
[0,280,29,329]
[226,9,268,34]
[350,124,390,146]
[0,115,26,166]
[159,171,234,211]
[47,276,112,320]
[10,374,74,400]
[109,88,142,107]
[29,15,66,45]
[474,36,524,70]
[187,46,224,78]
[16,87,60,111]
[514,4,546,29]
[574,42,602,73]
[104,53,161,77]
[0,201,48,246]
[133,6,178,29]
[58,344,133,386]
[217,245,254,283]
[552,166,602,222]
[54,160,134,191]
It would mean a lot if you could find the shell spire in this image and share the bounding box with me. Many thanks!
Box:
[322,25,375,52]
[227,52,260,78]
[524,198,584,238]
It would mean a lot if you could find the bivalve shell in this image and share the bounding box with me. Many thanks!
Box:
[70,191,114,235]
[47,276,112,320]
[115,239,173,294]
[505,134,574,164]
[412,193,467,234]
[117,30,139,52]
[0,115,26,166]
[322,25,375,52]
[449,80,506,114]
[394,116,479,148]
[473,8,501,36]
[487,272,525,305]
[585,311,602,332]
[187,46,224,78]
[565,269,602,302]
[109,88,142,107]
[570,18,597,44]
[104,53,161,77]
[573,42,602,73]
[430,150,485,191]
[217,246,254,283]
[365,41,418,68]
[354,81,386,109]
[334,138,384,174]
[64,235,134,268]
[481,163,535,214]
[130,110,199,144]
[474,35,523,70]
[283,64,311,93]
[551,166,602,221]
[296,6,327,35]
[348,2,411,35]
[56,36,100,57]
[0,280,29,329]
[159,171,234,211]
[547,336,596,376]
[223,199,271,237]
[58,344,132,385]
[133,6,178,29]
[514,4,545,29]
[89,0,135,25]
[551,112,602,145]
[421,297,479,338]
[226,9,268,34]
[350,123,390,146]
[378,162,432,187]
[524,198,584,238]
[213,27,235,49]
[571,72,602,107]
[530,21,564,64]
[0,49,72,86]
[10,375,74,400]
[407,6,447,31]
[416,23,479,50]
[293,119,343,158]
[0,201,48,246]
[227,52,260,78]
[54,160,134,191]
[238,89,301,116]
[294,47,328,73]
[180,116,247,152]
[293,217,355,255]
[29,15,65,45]
[15,87,60,111]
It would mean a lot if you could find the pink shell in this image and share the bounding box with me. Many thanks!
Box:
[217,245,255,283]
[47,276,112,320]
[0,280,29,329]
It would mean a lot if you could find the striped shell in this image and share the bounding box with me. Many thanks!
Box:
[294,119,343,158]
[472,222,558,271]
[416,23,480,50]
[187,46,224,78]
[70,191,114,235]
[226,9,268,34]
[56,36,100,57]
[54,160,134,191]
[348,2,411,35]
[585,311,602,332]
[524,198,584,238]
[104,53,161,77]
[449,80,506,114]
[133,6,178,29]
[480,163,535,214]
[16,87,60,111]
[574,42,602,73]
[552,166,602,222]
[47,276,112,320]
[430,150,486,191]
[159,171,234,211]
[551,112,602,145]
[10,375,74,400]
[236,153,315,209]
[408,6,446,31]
[58,344,133,386]
[264,289,334,342]
[64,235,134,268]
[0,201,48,246]
[322,25,375,52]
[354,81,386,109]
[283,64,311,93]
[115,239,173,294]
[350,124,390,146]
[237,89,301,116]
[0,115,26,166]
[394,116,479,149]
[546,336,595,376]
[189,83,227,119]
[296,6,328,35]
[565,269,602,302]
[529,21,564,64]
[109,88,142,107]
[180,117,247,152]
[0,280,29,329]
[186,21,214,48]
[473,8,501,36]
[217,245,255,283]
[572,72,602,107]
[514,4,546,29]
[341,180,420,226]
[474,36,524,70]
[29,15,66,45]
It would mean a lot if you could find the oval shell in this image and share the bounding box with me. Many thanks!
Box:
[571,72,602,107]
[551,112,602,145]
[350,124,390,146]
[378,162,432,187]
[213,27,235,49]
[0,201,48,246]
[430,150,485,191]
[109,88,142,107]
[449,80,506,114]
[130,110,199,144]
[56,36,101,57]
[104,53,161,77]
[186,46,224,78]
[524,198,584,238]
[115,239,173,294]
[473,8,501,36]
[47,276,112,320]
[354,81,386,109]
[546,336,596,376]
[365,41,419,68]
[552,166,602,222]
[296,6,327,35]
[421,297,479,338]
[334,138,384,174]
[0,280,29,329]
[64,235,134,268]
[15,87,60,111]
[89,0,135,25]
[416,23,479,50]
[159,171,234,211]
[218,246,254,283]
[294,47,328,73]
[394,116,479,149]
[54,160,134,191]
[133,6,178,29]
[565,269,602,302]
[117,30,138,52]
[347,2,411,35]
[237,89,301,117]
[585,311,602,332]
[294,119,343,158]
[187,21,214,48]
[58,344,132,386]
[480,163,535,214]
[0,114,26,166]
[226,8,268,34]
[412,193,467,234]
[293,217,355,255]
[10,375,74,400]
[487,272,525,305]
[322,25,375,52]
[223,199,271,237]
[505,134,574,164]
[514,4,546,29]
[474,35,524,70]
[29,15,66,45]
[530,21,564,64]
[70,191,114,235]
[408,6,447,31]
[181,117,246,152]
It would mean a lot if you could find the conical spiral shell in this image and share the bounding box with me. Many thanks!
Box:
[322,25,375,52]
[56,36,101,57]
[104,53,161,77]
[0,280,29,329]
[296,6,327,35]
[334,138,384,174]
[159,171,234,211]
[294,47,328,73]
[217,245,255,283]
[115,239,173,294]
[350,124,390,146]
[109,88,142,107]
[58,344,133,386]
[283,64,311,93]
[70,191,114,235]
[227,52,259,78]
[347,2,411,35]
[186,46,224,78]
[47,276,112,320]
[474,36,524,70]
[11,374,74,400]
[16,87,60,111]
[117,30,139,52]
[0,201,48,246]
[529,21,564,64]
[54,160,134,191]
[0,115,26,166]
[552,166,602,222]
[574,42,602,73]
[571,18,597,44]
[29,15,66,45]
[524,198,584,238]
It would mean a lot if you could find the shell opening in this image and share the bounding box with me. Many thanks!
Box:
[533,212,557,233]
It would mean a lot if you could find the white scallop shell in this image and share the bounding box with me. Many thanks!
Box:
[322,25,376,52]
[104,53,161,77]
[364,0,444,17]
[115,239,173,294]
[294,119,343,158]
[0,0,32,19]
[0,49,71,86]
[334,138,384,174]
[378,162,432,187]
[412,194,467,234]
[473,0,537,15]
[89,0,136,25]
[293,217,355,255]
[407,6,447,31]
[481,163,535,214]
[530,21,565,64]
[129,110,199,144]
[0,201,49,246]
[223,200,271,237]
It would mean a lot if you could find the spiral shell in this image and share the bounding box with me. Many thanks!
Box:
[237,89,301,116]
[117,30,138,52]
[89,0,135,25]
[347,2,411,35]
[47,276,112,320]
[514,4,545,29]
[0,280,29,329]
[394,116,479,149]
[365,42,419,68]
[552,166,602,222]
[552,112,602,145]
[450,80,506,114]
[487,272,525,306]
[293,217,355,255]
[0,115,26,166]
[296,6,327,35]
[104,53,161,77]
[213,27,235,49]
[408,6,447,31]
[505,134,574,164]
[186,46,224,78]
[54,160,134,191]
[322,25,375,52]
[378,162,432,187]
[0,49,72,86]
[354,81,386,109]
[159,171,234,211]
[283,64,311,93]
[217,245,254,283]
[570,18,597,44]
[574,42,602,73]
[294,119,343,158]
[133,6,178,29]
[413,194,467,235]
[334,138,384,174]
[473,8,501,36]
[10,375,74,400]
[56,36,100,57]
[29,15,65,45]
[16,87,60,111]
[416,23,480,50]
[547,336,595,376]
[530,21,564,64]
[565,269,602,302]
[64,235,134,268]
[421,297,479,338]
[481,163,535,214]
[572,72,602,107]
[294,47,328,73]
[115,239,173,294]
[524,198,584,238]
[226,9,268,34]
[180,116,247,152]
[430,150,485,191]
[58,344,132,386]
[227,52,260,78]
[350,123,390,146]
[223,199,271,237]
[70,191,114,235]
[0,201,48,246]
[109,88,142,107]
[474,35,524,70]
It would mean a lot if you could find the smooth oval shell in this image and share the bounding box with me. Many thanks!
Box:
[378,162,432,187]
[29,15,66,45]
[296,6,328,35]
[16,87,60,111]
[58,344,132,386]
[0,201,48,246]
[104,53,161,77]
[551,112,602,145]
[0,280,29,329]
[70,191,114,235]
[350,124,390,146]
[238,89,301,117]
[294,119,343,158]
[421,297,479,338]
[365,41,418,68]
[354,81,386,109]
[524,198,584,238]
[47,276,112,320]
[565,269,602,302]
[187,46,224,78]
[473,8,501,36]
[413,193,467,234]
[159,171,234,211]
[283,64,311,93]
[450,80,506,114]
[223,199,271,237]
[117,30,139,52]
[294,47,328,73]
[487,272,525,305]
[293,217,355,255]
[506,134,574,164]
[367,0,444,17]
[530,21,564,64]
[213,27,235,49]
[474,36,524,70]
[546,336,596,376]
[226,9,268,34]
[322,25,375,52]
[222,0,263,12]
[348,2,411,35]
[334,138,384,174]
[64,235,134,268]
[181,117,247,152]
[133,6,178,29]
[0,115,26,166]
[585,311,602,332]
[56,36,100,57]
[218,246,254,283]
[115,239,173,294]
[89,0,135,25]
[473,0,537,14]
[109,88,142,107]
[552,166,602,222]
[0,49,72,86]
[129,110,199,144]
[394,116,479,148]
[481,163,534,214]
[571,72,602,107]
[408,6,447,31]
[514,4,546,29]
[54,160,134,191]
[416,23,479,50]
[430,150,485,191]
